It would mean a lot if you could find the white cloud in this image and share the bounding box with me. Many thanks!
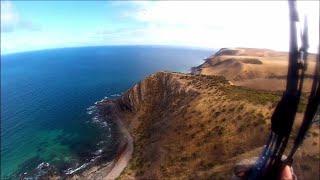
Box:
[1,1,318,54]
[1,1,40,33]
[126,1,319,52]
[1,1,19,32]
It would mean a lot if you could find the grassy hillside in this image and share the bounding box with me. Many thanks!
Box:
[114,72,319,179]
[192,48,317,92]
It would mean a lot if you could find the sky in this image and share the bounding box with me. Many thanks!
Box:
[1,1,319,55]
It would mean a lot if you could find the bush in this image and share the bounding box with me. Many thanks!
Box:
[238,104,245,110]
[238,124,246,132]
[214,111,221,117]
[222,86,281,105]
[241,58,263,64]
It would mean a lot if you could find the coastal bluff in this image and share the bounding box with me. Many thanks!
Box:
[112,70,318,179]
[68,48,318,179]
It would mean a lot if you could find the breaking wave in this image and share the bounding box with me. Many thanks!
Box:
[20,94,122,179]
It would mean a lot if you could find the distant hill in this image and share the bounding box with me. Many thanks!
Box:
[192,48,317,92]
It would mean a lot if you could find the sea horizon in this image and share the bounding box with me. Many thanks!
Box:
[0,44,214,57]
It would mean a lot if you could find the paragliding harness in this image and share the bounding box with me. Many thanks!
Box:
[248,0,320,179]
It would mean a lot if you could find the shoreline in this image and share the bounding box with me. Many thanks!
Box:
[103,110,133,180]
[71,48,319,179]
[79,101,133,180]
[71,53,211,179]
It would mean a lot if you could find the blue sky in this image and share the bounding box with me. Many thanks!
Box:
[1,1,319,54]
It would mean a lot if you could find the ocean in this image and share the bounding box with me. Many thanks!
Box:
[0,45,212,178]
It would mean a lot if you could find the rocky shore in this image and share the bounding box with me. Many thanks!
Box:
[65,101,133,180]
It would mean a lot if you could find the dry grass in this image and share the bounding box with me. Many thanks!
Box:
[113,72,319,179]
[193,48,317,92]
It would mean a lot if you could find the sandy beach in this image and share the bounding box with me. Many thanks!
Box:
[103,111,133,180]
[67,102,133,180]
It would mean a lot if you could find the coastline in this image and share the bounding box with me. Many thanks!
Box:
[62,54,211,180]
[103,110,133,180]
[73,48,319,179]
[3,46,212,179]
[71,101,133,180]
[68,52,213,179]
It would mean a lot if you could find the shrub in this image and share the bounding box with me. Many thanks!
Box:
[222,86,281,105]
[238,124,246,132]
[238,104,245,110]
[214,111,221,117]
[241,58,263,64]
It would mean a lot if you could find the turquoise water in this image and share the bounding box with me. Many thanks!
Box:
[1,46,212,178]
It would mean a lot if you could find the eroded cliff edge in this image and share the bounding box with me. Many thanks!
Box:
[109,71,319,179]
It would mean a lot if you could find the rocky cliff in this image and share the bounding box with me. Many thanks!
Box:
[110,71,319,179]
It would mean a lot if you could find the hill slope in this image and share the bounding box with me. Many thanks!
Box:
[192,48,317,91]
[110,71,319,179]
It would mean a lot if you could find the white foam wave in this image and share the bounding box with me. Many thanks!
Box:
[110,93,121,97]
[64,162,90,175]
[93,149,103,156]
[36,162,50,169]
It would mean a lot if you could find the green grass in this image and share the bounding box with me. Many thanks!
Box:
[241,58,263,64]
[222,86,281,105]
[222,85,308,112]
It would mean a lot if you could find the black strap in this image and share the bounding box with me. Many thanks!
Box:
[248,0,319,179]
[286,46,320,165]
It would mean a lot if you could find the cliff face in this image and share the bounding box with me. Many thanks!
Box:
[112,71,319,179]
[117,72,196,112]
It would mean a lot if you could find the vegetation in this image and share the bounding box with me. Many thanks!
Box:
[241,58,263,64]
[222,85,281,105]
[117,72,318,179]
